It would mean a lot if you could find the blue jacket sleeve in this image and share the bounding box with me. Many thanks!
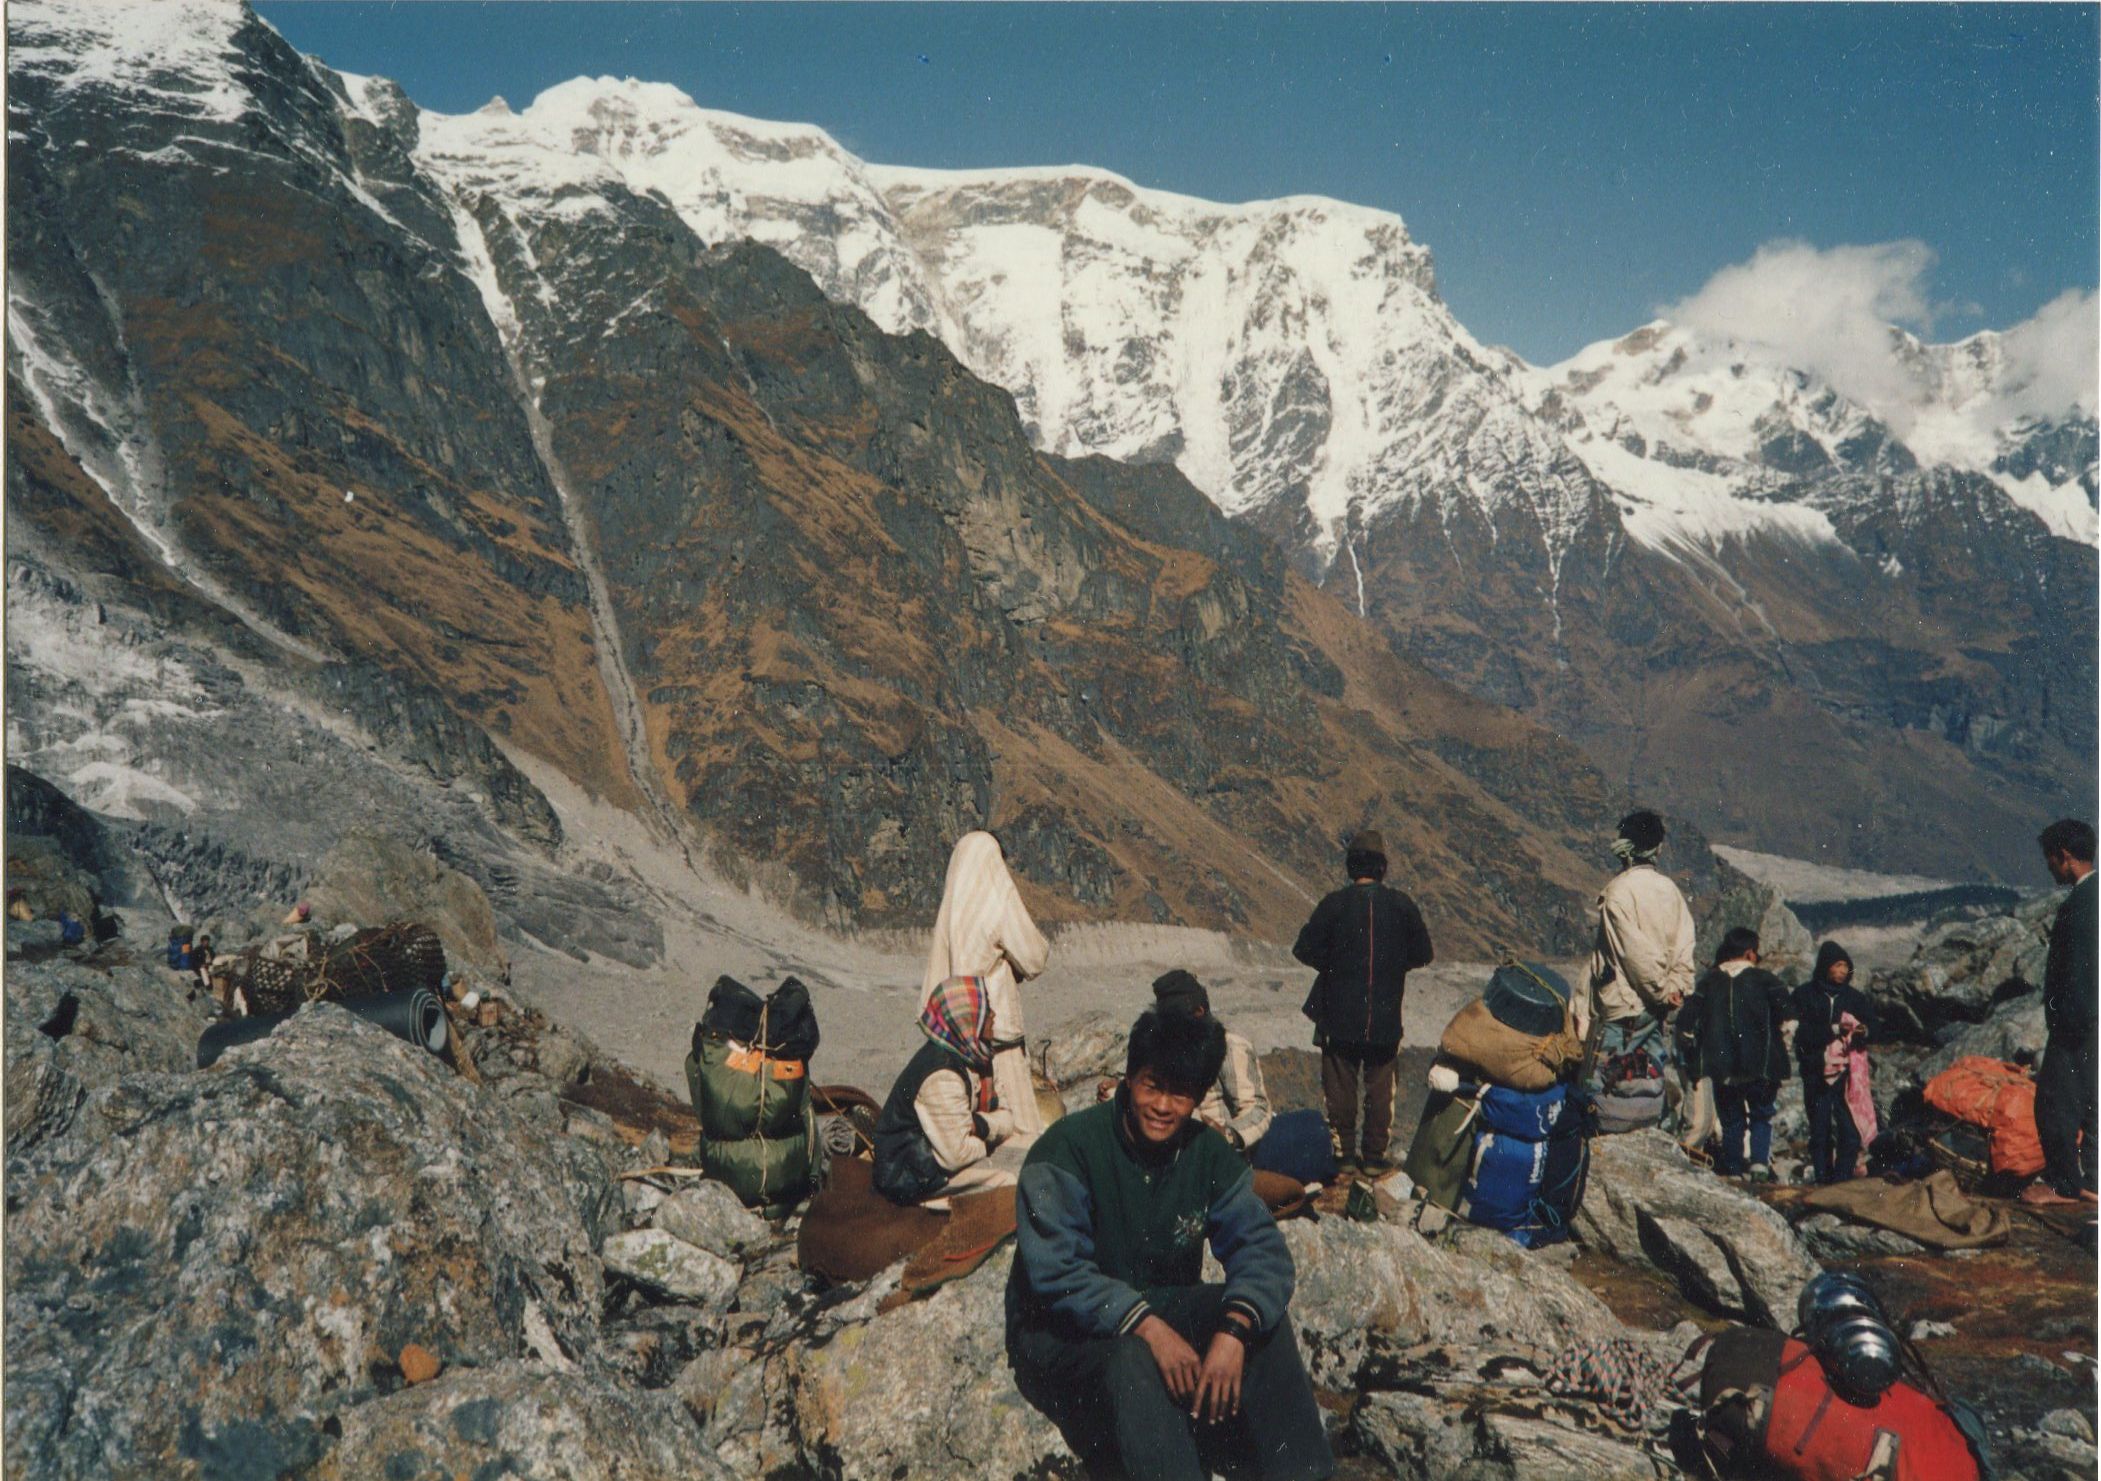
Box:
[1207,1163,1295,1336]
[1014,1160,1153,1339]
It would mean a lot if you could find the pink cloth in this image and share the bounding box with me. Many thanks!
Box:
[1837,1012,1877,1174]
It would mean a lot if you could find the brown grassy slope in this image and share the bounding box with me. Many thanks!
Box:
[519,243,1626,952]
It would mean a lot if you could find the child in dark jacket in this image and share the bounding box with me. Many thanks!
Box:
[1008,1008,1333,1481]
[1792,942,1877,1184]
[1684,927,1796,1179]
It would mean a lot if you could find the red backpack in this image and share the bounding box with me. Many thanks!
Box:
[1699,1330,1984,1481]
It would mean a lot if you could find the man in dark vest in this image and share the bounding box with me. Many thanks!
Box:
[2024,818,2097,1207]
[1292,829,1434,1176]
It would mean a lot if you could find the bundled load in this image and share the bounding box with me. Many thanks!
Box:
[233,923,447,1016]
[687,974,821,1216]
[1593,1043,1668,1134]
[1694,1274,1987,1480]
[1405,962,1593,1246]
[1921,1056,2045,1180]
[1437,962,1584,1091]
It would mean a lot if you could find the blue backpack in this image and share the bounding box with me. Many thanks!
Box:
[1460,1082,1593,1247]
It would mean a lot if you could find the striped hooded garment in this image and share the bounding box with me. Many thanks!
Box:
[921,832,1052,1136]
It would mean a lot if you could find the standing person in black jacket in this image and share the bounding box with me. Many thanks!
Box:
[1293,830,1434,1176]
[1686,927,1795,1180]
[2024,818,2098,1207]
[1792,942,1876,1185]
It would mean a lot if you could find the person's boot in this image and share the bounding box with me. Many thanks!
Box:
[1359,1151,1397,1178]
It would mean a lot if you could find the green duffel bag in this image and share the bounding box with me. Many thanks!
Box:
[1403,1087,1480,1214]
[686,1037,816,1213]
[688,1035,811,1142]
[701,1107,818,1216]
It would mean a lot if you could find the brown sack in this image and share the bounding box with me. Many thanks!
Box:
[1796,1168,2011,1250]
[1438,998,1582,1092]
[798,1155,947,1284]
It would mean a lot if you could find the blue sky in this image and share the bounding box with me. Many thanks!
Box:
[256,3,2099,363]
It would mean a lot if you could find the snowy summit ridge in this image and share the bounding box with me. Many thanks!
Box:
[409,70,2096,566]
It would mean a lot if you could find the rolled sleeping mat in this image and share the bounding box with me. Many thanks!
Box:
[197,988,450,1069]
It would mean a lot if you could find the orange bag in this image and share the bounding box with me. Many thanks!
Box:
[1921,1057,2044,1178]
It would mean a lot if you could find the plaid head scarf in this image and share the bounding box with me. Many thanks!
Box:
[920,974,996,1070]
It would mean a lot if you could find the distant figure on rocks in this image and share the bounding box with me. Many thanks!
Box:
[1007,1007,1333,1481]
[1792,941,1877,1184]
[1293,829,1434,1176]
[921,832,1052,1137]
[282,900,312,927]
[1682,927,1795,1180]
[872,975,1026,1205]
[2024,818,2097,1207]
[1583,810,1696,1092]
[1151,970,1273,1155]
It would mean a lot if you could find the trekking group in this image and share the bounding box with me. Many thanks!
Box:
[684,811,2094,1480]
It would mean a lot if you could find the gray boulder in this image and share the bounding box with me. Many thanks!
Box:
[3,1007,615,1479]
[603,1229,740,1308]
[784,1246,1076,1480]
[1351,1389,1680,1480]
[1795,1213,1928,1262]
[1577,1130,1823,1326]
[1919,994,2049,1083]
[653,1180,771,1261]
[317,1361,731,1480]
[303,830,511,984]
[1282,1218,1623,1390]
[1873,905,2052,1039]
[1036,1011,1129,1099]
[3,956,212,1156]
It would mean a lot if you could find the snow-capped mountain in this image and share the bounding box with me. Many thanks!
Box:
[407,75,2097,572]
[418,79,1610,576]
[7,0,2092,885]
[8,0,1701,947]
[1527,320,2099,548]
[406,73,2095,880]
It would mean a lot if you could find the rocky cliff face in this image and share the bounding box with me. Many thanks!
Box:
[2,0,1774,952]
[432,74,2098,883]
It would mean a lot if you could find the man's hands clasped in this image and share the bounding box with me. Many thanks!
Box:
[1136,1315,1245,1423]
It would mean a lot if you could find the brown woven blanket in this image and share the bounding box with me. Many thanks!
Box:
[881,1186,1020,1310]
[798,1155,948,1284]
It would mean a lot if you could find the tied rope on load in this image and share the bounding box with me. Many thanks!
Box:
[1543,1335,1706,1433]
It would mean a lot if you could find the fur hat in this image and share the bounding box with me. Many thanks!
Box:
[1347,830,1387,860]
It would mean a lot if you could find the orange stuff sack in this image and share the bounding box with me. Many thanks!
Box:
[1921,1057,2045,1178]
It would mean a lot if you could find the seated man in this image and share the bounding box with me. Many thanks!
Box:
[872,975,1026,1205]
[1151,970,1273,1155]
[1008,1007,1333,1481]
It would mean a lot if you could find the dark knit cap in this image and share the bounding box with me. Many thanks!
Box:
[1347,830,1387,860]
[1616,810,1667,852]
[1151,969,1210,1016]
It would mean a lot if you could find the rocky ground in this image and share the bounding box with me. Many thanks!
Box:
[4,799,2094,1479]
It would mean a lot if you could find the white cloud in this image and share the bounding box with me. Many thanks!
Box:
[1664,239,2097,435]
[1992,286,2098,421]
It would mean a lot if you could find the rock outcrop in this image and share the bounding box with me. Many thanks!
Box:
[4,1009,616,1478]
[1871,894,2056,1040]
[1577,1130,1823,1327]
